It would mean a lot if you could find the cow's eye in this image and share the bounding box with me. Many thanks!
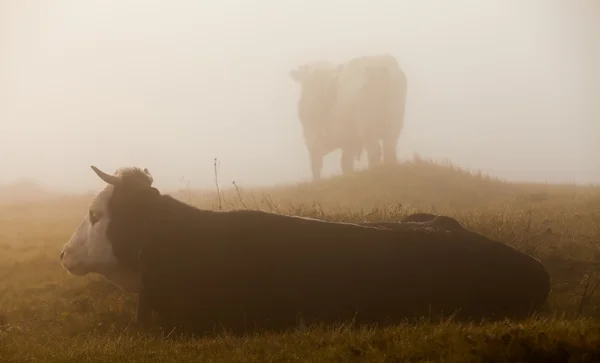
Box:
[89,210,100,225]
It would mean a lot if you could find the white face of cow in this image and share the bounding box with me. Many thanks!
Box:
[60,180,141,293]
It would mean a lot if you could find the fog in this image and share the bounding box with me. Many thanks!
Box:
[1,0,599,192]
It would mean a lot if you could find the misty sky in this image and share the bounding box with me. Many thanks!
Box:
[1,0,599,192]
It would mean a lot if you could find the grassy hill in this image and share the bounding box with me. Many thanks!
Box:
[1,158,599,362]
[0,179,64,205]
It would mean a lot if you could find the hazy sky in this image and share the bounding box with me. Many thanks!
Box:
[1,0,599,192]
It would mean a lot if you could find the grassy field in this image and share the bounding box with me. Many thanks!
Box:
[1,158,600,362]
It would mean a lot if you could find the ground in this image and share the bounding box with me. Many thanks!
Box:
[1,158,599,362]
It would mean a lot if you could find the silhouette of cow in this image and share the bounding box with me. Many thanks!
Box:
[290,54,407,180]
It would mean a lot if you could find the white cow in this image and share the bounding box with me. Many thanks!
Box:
[290,53,407,180]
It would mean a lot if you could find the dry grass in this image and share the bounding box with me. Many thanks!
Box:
[1,158,600,362]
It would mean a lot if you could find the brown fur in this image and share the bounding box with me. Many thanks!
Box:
[96,173,551,337]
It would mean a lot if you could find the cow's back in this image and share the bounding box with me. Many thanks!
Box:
[331,54,407,139]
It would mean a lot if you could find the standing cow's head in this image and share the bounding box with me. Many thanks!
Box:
[59,165,158,293]
[289,62,341,149]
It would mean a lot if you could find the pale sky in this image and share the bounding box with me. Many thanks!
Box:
[1,0,599,192]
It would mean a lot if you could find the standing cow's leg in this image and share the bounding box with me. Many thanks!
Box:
[364,139,382,169]
[355,115,382,169]
[339,133,362,175]
[309,149,323,181]
[382,134,399,165]
[338,118,362,175]
[382,110,404,165]
[340,148,355,175]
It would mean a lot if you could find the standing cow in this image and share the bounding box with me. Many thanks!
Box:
[289,61,358,180]
[60,166,551,336]
[289,54,408,181]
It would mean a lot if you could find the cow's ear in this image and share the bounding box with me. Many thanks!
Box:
[148,187,160,198]
[142,168,154,185]
[289,68,304,83]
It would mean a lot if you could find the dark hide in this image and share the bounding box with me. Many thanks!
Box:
[360,213,465,232]
[105,183,551,336]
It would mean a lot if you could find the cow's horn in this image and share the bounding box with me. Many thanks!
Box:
[90,165,120,185]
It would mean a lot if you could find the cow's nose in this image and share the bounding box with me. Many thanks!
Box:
[60,250,65,260]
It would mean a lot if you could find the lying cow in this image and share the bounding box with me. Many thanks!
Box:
[60,166,551,335]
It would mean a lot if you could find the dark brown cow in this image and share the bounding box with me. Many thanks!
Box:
[60,166,552,336]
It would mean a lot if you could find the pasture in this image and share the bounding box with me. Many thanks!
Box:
[1,158,600,362]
